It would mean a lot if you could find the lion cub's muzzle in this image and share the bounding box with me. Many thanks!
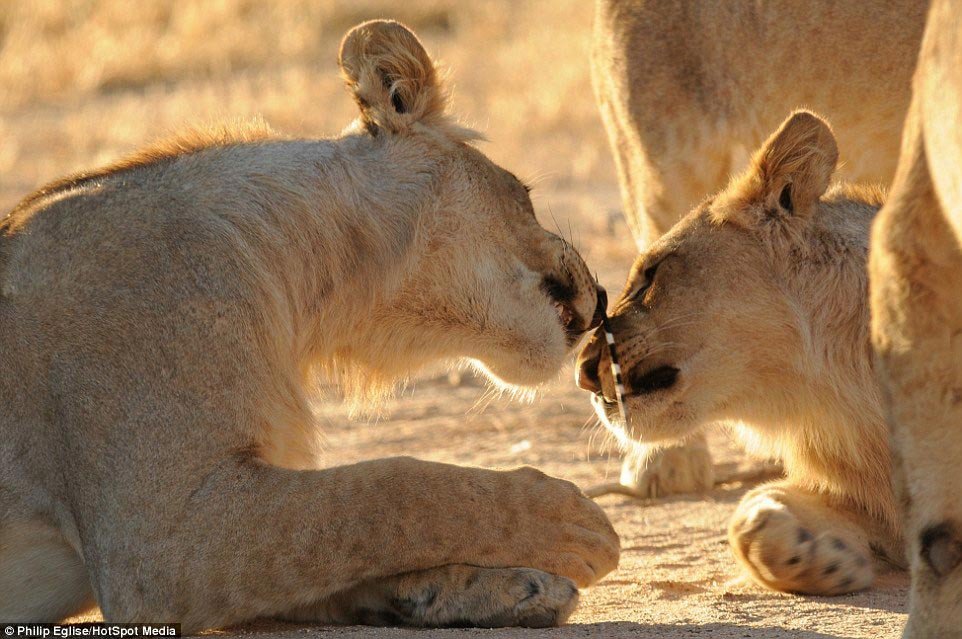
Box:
[575,332,608,395]
[544,278,607,347]
[576,328,679,399]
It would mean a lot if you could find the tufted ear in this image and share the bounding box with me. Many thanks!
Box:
[751,110,839,217]
[339,20,447,134]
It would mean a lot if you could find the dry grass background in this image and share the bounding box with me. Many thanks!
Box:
[0,0,626,267]
[1,2,909,637]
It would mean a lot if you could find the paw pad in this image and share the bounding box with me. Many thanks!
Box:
[731,504,874,595]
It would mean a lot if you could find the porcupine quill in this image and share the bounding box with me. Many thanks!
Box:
[600,313,630,429]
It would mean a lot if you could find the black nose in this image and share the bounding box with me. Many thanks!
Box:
[576,332,603,393]
[589,285,608,330]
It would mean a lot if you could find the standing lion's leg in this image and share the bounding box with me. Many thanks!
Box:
[872,161,962,637]
[591,1,741,251]
[728,482,881,595]
[870,24,962,630]
[282,564,578,628]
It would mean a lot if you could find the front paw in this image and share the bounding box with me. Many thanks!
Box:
[729,494,873,595]
[620,437,714,498]
[396,565,579,628]
[481,568,579,628]
[501,467,620,587]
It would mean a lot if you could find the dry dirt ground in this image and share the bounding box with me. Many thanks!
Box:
[1,1,908,636]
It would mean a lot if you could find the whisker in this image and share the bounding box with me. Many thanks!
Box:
[468,382,502,415]
[654,312,706,331]
[582,413,604,457]
[545,201,566,241]
[566,215,582,256]
[640,341,682,355]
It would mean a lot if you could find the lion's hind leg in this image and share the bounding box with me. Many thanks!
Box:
[283,564,579,628]
[0,519,96,621]
[728,483,875,596]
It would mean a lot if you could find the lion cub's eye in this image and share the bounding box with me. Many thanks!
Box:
[630,262,659,302]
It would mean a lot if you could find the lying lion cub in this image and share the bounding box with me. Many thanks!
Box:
[578,110,901,596]
[0,20,618,630]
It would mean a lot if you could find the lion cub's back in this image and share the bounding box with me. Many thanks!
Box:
[0,144,295,468]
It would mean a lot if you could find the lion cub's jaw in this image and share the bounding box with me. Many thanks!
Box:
[459,215,605,388]
[427,150,605,388]
[332,20,603,393]
[578,110,873,448]
[372,187,604,390]
[469,256,603,389]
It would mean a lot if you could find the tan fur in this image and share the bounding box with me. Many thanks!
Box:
[578,111,901,596]
[592,0,927,247]
[869,0,962,634]
[591,0,929,494]
[6,119,280,227]
[0,20,618,630]
[0,521,96,621]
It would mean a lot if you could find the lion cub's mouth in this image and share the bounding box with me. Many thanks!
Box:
[541,276,582,345]
[552,299,576,332]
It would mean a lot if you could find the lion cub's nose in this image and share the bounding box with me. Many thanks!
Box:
[576,334,604,393]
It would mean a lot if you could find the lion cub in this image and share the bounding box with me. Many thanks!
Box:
[0,20,617,630]
[578,110,901,596]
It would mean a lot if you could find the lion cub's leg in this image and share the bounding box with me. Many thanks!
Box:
[729,483,875,595]
[619,431,715,498]
[283,564,579,628]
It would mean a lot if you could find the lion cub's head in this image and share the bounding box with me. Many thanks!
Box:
[577,111,881,445]
[335,21,604,393]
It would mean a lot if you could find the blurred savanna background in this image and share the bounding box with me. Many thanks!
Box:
[0,0,622,236]
[2,2,910,637]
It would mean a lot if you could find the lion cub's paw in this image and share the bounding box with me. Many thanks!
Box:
[729,496,873,595]
[489,568,580,628]
[395,565,578,628]
[620,439,714,498]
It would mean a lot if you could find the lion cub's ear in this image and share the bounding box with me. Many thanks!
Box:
[339,20,446,134]
[751,110,839,217]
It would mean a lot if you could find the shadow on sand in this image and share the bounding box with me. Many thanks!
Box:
[226,620,886,638]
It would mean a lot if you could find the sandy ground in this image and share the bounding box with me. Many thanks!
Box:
[2,1,909,636]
